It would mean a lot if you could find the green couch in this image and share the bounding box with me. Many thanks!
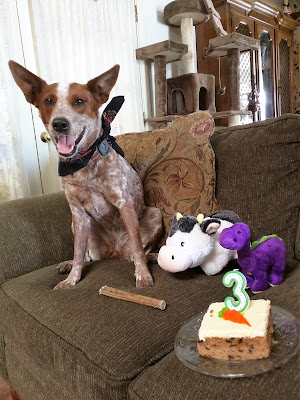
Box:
[0,114,299,400]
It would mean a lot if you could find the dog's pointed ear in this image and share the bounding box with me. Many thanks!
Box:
[87,64,120,105]
[8,60,46,106]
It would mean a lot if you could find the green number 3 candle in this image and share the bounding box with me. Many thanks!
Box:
[222,270,250,313]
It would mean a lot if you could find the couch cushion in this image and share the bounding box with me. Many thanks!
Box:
[1,259,245,400]
[211,114,300,259]
[0,192,73,283]
[117,111,219,245]
[2,259,298,400]
[129,349,300,400]
[129,263,300,400]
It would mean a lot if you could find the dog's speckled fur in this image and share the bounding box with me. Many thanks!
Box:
[9,60,163,289]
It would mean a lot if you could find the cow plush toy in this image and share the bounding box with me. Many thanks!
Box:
[157,210,241,275]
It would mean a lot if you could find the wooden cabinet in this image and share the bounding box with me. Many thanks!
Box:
[196,0,299,124]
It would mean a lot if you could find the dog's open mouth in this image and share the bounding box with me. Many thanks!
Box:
[56,127,86,157]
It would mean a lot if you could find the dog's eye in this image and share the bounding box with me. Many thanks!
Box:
[74,98,85,106]
[181,242,184,247]
[44,98,53,106]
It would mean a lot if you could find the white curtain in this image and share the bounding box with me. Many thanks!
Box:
[29,0,143,135]
[0,1,31,201]
[0,0,143,200]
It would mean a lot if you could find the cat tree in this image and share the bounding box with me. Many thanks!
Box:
[136,0,259,127]
[204,32,259,126]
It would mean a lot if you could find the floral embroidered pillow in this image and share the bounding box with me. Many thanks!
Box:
[117,111,219,246]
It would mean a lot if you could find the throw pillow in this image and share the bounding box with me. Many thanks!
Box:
[117,111,219,246]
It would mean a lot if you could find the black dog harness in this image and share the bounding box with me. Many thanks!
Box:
[58,96,125,177]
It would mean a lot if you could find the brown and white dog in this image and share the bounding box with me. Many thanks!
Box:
[9,61,163,289]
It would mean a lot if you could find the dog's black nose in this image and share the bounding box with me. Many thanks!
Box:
[52,117,69,132]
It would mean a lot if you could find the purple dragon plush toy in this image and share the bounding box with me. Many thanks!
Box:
[219,222,286,293]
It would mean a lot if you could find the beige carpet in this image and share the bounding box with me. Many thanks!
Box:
[0,377,11,400]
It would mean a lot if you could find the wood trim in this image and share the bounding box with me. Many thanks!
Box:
[215,0,280,15]
[231,11,255,34]
[227,0,252,13]
[251,2,280,19]
[214,0,299,30]
[279,16,299,31]
[219,0,281,13]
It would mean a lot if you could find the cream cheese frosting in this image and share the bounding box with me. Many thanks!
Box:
[198,299,271,341]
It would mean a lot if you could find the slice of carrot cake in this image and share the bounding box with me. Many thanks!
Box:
[197,299,273,360]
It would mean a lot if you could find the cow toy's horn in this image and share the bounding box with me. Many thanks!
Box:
[176,212,183,221]
[197,213,204,224]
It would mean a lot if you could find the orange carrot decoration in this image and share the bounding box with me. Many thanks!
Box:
[219,307,251,326]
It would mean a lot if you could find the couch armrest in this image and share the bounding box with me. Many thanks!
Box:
[0,192,73,283]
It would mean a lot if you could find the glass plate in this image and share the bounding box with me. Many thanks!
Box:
[174,305,300,378]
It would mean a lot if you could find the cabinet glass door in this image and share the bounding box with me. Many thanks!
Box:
[276,29,293,116]
[258,31,275,120]
[278,39,290,114]
[255,21,277,120]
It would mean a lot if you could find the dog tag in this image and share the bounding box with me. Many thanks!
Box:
[98,139,109,156]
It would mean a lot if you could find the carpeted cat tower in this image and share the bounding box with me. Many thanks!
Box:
[136,0,259,127]
[164,0,221,118]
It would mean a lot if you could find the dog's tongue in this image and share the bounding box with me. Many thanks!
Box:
[57,135,76,154]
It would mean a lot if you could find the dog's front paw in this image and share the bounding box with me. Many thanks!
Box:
[135,272,154,288]
[56,261,73,274]
[53,278,76,290]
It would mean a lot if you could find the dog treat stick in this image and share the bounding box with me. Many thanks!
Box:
[99,286,167,310]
